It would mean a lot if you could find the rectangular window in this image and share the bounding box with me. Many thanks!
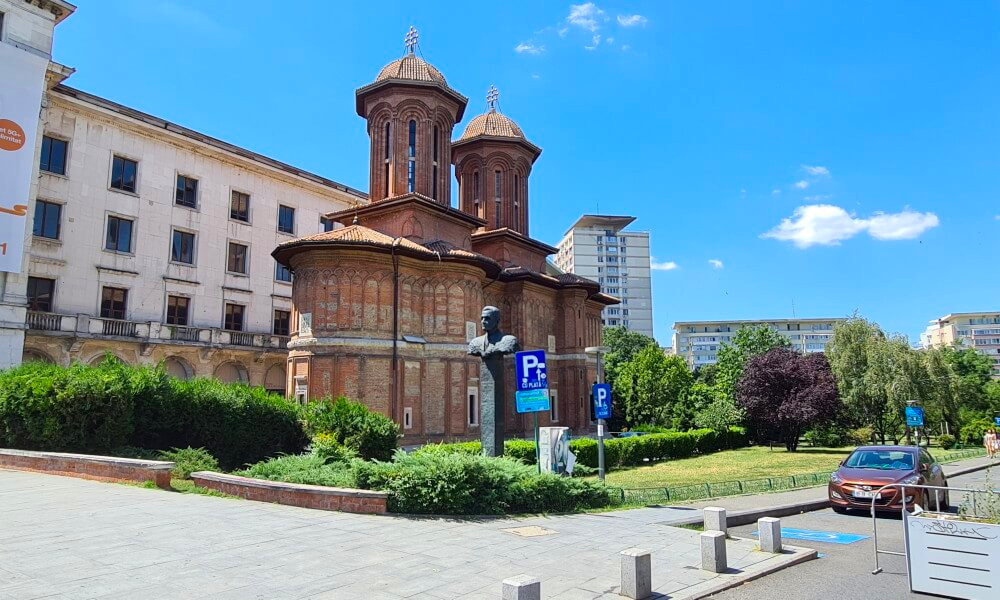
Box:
[494,170,502,228]
[432,125,439,200]
[166,295,189,326]
[227,242,248,274]
[277,205,295,234]
[468,386,479,426]
[110,156,138,193]
[273,309,291,336]
[27,277,54,312]
[275,260,292,282]
[175,174,198,208]
[105,215,133,253]
[224,303,245,331]
[100,286,128,320]
[230,190,250,222]
[33,200,61,239]
[320,216,335,232]
[40,136,67,175]
[171,230,195,264]
[550,390,559,422]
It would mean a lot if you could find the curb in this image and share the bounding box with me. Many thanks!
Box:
[675,543,819,600]
[664,459,1000,528]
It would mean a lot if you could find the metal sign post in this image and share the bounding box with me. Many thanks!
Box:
[586,346,611,481]
[514,349,550,473]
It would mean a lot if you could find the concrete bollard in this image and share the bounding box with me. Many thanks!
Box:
[758,517,782,553]
[701,530,727,573]
[703,506,727,534]
[502,575,540,600]
[620,548,652,599]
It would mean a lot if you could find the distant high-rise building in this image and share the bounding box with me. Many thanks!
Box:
[555,215,653,338]
[921,312,1000,378]
[672,318,845,368]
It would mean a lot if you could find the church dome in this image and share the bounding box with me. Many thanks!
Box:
[458,110,525,141]
[375,54,448,85]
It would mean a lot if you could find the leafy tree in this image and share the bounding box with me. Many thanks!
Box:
[602,326,657,391]
[693,363,718,386]
[940,345,994,414]
[827,316,893,443]
[676,381,717,431]
[737,348,840,451]
[615,347,692,427]
[986,381,1000,414]
[923,347,960,434]
[715,326,792,404]
[695,394,743,433]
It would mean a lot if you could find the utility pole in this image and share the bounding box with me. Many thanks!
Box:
[586,345,610,481]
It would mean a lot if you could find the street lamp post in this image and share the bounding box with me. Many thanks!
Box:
[586,345,610,481]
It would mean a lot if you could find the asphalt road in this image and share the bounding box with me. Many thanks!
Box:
[709,466,998,600]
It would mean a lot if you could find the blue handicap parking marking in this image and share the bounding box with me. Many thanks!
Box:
[751,528,868,544]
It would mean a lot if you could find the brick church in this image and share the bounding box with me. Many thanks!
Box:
[273,30,616,443]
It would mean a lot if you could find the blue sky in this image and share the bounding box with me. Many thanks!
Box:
[53,2,999,344]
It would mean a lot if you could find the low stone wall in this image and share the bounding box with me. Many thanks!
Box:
[0,448,173,488]
[190,471,389,514]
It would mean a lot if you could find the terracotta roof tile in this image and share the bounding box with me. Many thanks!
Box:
[458,110,524,141]
[376,55,447,85]
[284,225,430,254]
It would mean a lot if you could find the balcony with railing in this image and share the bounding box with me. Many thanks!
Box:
[25,312,290,351]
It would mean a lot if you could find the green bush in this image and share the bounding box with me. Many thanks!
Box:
[310,433,360,463]
[302,397,398,461]
[848,426,875,445]
[354,451,611,514]
[0,359,308,470]
[158,447,220,479]
[413,439,537,464]
[938,434,957,450]
[235,454,358,488]
[803,425,849,448]
[504,439,537,463]
[960,419,994,445]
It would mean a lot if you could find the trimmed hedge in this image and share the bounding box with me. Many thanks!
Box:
[414,427,749,470]
[0,360,307,469]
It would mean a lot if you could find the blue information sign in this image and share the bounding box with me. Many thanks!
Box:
[592,383,612,420]
[514,349,550,413]
[905,406,925,427]
[994,416,1000,427]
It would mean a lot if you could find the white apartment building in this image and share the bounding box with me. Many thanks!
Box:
[554,215,653,338]
[3,0,366,390]
[921,312,1000,378]
[672,318,844,368]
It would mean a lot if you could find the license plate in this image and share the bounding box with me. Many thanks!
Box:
[852,490,880,499]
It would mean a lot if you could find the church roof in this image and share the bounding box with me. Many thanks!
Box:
[458,110,524,141]
[376,54,448,85]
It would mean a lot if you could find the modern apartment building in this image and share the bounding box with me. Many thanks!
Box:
[921,312,1000,378]
[672,318,844,368]
[4,0,366,390]
[554,215,653,338]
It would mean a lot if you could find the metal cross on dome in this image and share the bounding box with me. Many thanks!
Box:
[404,27,419,53]
[486,86,500,111]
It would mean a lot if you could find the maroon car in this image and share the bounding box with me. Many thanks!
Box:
[828,445,949,513]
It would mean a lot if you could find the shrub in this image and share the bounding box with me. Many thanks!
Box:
[803,425,849,448]
[413,441,481,456]
[236,454,358,488]
[302,397,398,461]
[310,433,359,463]
[158,447,220,479]
[938,434,957,450]
[960,419,994,445]
[354,450,611,514]
[504,439,536,463]
[847,426,875,445]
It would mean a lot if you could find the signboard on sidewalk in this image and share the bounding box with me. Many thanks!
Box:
[0,43,49,273]
[592,383,612,420]
[905,406,924,428]
[514,349,549,413]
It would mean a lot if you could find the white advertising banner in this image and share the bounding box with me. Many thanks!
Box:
[0,43,49,274]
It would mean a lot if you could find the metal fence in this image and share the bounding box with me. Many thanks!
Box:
[611,447,987,506]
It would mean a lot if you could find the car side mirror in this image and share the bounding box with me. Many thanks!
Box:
[920,463,929,471]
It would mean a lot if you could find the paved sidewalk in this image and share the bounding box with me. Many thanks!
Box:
[0,469,811,600]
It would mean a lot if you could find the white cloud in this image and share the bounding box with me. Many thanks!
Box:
[762,204,939,248]
[772,189,781,196]
[804,194,833,202]
[558,26,569,37]
[995,215,1000,221]
[617,14,648,27]
[514,42,545,54]
[605,36,615,45]
[568,3,606,31]
[650,258,679,271]
[802,165,830,177]
[620,44,631,51]
[793,180,809,190]
[708,259,724,269]
[584,34,601,50]
[531,74,541,80]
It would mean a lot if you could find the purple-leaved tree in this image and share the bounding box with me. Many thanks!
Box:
[736,348,840,451]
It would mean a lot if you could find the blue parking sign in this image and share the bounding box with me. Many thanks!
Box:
[592,383,612,420]
[515,350,550,413]
[905,406,924,427]
[994,416,1000,427]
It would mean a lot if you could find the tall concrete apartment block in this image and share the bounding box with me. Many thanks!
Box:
[922,312,1000,378]
[555,215,653,338]
[672,318,844,369]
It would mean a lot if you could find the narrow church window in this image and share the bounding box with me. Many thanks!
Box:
[494,170,502,228]
[473,171,482,218]
[383,122,391,198]
[432,126,439,200]
[513,174,520,231]
[407,120,416,193]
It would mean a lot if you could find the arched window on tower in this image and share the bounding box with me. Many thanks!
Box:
[513,174,520,231]
[473,171,482,218]
[494,170,502,228]
[383,122,391,198]
[407,120,417,193]
[432,126,440,200]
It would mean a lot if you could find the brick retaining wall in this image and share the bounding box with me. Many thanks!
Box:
[190,471,389,514]
[0,448,173,488]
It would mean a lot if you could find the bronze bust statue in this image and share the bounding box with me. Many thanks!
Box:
[467,305,519,456]
[467,306,520,358]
